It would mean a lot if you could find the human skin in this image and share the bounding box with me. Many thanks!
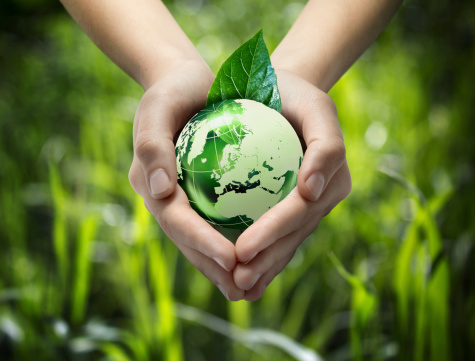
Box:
[60,0,245,300]
[233,0,403,300]
[60,0,402,301]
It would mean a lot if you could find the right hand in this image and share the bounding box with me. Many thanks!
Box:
[233,69,352,301]
[128,60,244,301]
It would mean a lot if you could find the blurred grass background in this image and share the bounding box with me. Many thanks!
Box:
[1,0,474,360]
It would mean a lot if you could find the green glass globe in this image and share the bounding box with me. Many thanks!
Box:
[175,99,303,229]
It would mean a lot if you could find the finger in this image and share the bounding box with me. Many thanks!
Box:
[234,224,314,291]
[131,156,237,273]
[239,164,351,300]
[145,185,237,273]
[297,133,346,202]
[297,93,346,202]
[128,158,147,196]
[242,254,294,302]
[240,165,351,300]
[235,161,351,265]
[315,161,352,215]
[241,218,319,301]
[177,243,244,301]
[234,187,311,263]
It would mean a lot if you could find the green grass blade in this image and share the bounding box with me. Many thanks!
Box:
[328,252,378,361]
[393,216,419,337]
[422,206,451,361]
[101,343,133,361]
[49,163,69,298]
[71,212,99,324]
[148,238,184,361]
[281,281,314,339]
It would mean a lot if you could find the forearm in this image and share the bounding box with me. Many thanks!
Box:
[60,0,205,89]
[271,0,403,91]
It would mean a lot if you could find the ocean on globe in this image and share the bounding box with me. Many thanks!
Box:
[175,99,303,229]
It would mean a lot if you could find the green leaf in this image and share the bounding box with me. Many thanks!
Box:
[206,30,281,112]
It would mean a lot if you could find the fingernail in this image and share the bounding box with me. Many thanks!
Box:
[217,284,229,300]
[249,273,261,290]
[306,172,325,200]
[244,252,258,265]
[150,169,170,196]
[213,257,230,272]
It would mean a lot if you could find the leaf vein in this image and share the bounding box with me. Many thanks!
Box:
[244,36,262,98]
[230,60,243,98]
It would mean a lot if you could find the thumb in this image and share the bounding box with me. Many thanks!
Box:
[134,131,177,200]
[132,92,183,200]
[131,63,213,200]
[297,136,347,202]
[290,87,348,203]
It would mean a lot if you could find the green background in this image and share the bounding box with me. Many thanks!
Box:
[1,0,474,360]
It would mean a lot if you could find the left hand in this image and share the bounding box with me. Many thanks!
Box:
[233,69,352,301]
[128,60,244,301]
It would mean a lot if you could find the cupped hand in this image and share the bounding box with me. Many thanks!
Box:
[128,60,244,301]
[233,69,352,301]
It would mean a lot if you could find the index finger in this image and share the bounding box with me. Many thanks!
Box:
[130,157,237,271]
[145,184,238,273]
[234,188,311,263]
[235,161,351,265]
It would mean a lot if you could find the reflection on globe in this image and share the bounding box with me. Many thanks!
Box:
[176,99,303,229]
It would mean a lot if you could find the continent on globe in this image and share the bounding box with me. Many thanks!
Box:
[176,99,303,229]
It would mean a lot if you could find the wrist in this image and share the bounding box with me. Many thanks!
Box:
[271,49,336,93]
[139,49,211,91]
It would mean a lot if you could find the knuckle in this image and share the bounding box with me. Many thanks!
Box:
[134,133,159,164]
[215,243,234,265]
[306,136,347,169]
[326,136,347,164]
